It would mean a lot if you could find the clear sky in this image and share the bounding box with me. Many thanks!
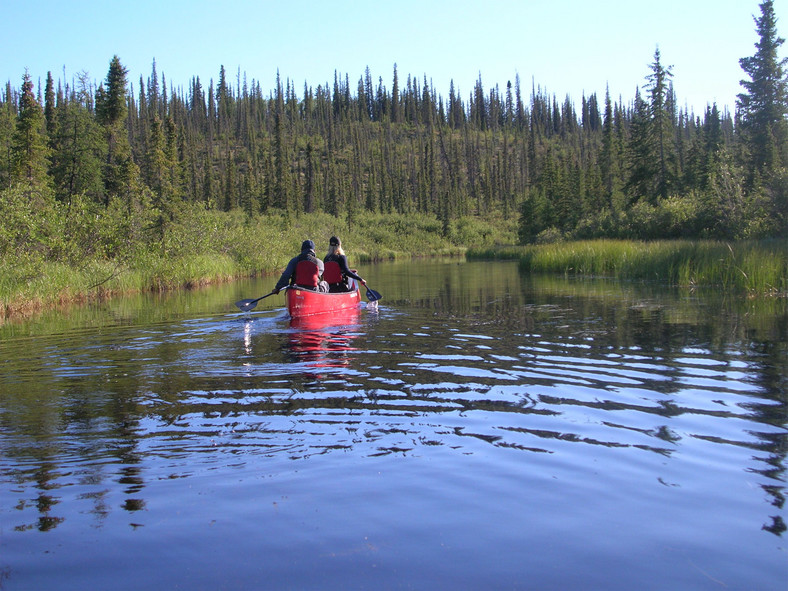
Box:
[4,0,785,116]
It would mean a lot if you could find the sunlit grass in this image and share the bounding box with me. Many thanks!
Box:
[1,204,518,316]
[469,239,788,294]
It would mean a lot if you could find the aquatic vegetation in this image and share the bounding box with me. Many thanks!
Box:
[469,239,788,294]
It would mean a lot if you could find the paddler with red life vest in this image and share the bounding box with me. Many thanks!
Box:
[273,240,329,293]
[323,236,366,293]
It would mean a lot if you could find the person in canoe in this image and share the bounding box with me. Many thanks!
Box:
[323,236,367,293]
[273,240,329,293]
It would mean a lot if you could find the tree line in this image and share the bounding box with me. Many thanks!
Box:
[1,0,786,247]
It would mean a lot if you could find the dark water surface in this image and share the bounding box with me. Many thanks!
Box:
[1,260,786,590]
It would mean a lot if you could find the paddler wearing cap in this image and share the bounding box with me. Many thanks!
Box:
[273,239,329,293]
[323,236,366,293]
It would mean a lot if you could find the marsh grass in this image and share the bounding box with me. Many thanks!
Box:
[469,239,787,294]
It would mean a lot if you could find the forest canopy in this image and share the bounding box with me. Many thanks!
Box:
[0,0,786,255]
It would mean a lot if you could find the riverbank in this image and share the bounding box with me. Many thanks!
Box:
[0,204,515,319]
[4,195,785,322]
[468,239,788,295]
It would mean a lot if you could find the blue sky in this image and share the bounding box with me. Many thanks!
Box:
[4,0,784,115]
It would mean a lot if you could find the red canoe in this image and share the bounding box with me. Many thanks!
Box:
[286,283,361,318]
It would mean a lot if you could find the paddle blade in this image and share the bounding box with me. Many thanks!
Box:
[366,288,382,302]
[235,290,279,311]
[234,298,259,312]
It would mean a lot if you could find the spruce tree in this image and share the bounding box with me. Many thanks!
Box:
[646,47,675,200]
[10,70,50,191]
[44,72,56,139]
[273,72,290,210]
[50,72,104,203]
[96,55,134,205]
[164,115,180,202]
[391,64,400,123]
[145,114,167,203]
[0,82,16,189]
[364,66,374,120]
[600,86,615,206]
[737,0,788,180]
[625,87,654,203]
[216,65,231,135]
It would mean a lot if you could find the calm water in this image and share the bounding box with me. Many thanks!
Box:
[1,260,786,590]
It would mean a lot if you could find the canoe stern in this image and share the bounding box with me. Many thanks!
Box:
[286,286,361,318]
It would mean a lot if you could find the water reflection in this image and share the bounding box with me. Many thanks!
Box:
[286,306,361,368]
[0,261,786,590]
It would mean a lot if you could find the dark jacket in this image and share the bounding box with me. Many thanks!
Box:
[275,249,325,291]
[323,253,363,283]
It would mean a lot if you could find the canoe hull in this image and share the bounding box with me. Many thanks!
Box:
[286,284,361,318]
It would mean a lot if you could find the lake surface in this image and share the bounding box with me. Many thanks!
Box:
[1,259,786,590]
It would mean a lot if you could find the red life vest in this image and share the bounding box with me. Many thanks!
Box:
[323,260,343,284]
[294,259,320,288]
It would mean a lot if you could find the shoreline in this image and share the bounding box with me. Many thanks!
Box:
[5,238,786,325]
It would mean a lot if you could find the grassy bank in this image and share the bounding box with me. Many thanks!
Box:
[0,195,517,317]
[4,183,784,320]
[469,239,788,294]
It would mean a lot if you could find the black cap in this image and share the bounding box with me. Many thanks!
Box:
[329,236,340,246]
[301,239,315,251]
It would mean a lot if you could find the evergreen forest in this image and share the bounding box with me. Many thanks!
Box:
[1,1,787,309]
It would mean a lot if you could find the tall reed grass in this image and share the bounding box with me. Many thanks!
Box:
[469,239,787,294]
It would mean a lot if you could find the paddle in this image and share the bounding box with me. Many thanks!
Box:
[234,290,278,312]
[365,285,382,302]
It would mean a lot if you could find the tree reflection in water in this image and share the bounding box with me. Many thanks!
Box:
[0,261,785,591]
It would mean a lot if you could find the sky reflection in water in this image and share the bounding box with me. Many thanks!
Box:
[0,260,786,590]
